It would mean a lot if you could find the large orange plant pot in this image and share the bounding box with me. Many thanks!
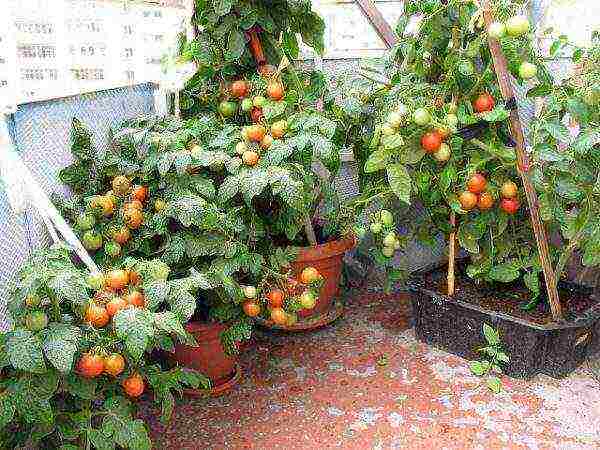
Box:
[173,322,241,397]
[292,235,356,319]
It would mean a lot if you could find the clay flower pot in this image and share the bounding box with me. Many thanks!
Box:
[173,322,241,397]
[292,235,356,319]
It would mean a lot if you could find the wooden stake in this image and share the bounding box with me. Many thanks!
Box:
[447,211,456,297]
[481,1,562,320]
[355,0,398,48]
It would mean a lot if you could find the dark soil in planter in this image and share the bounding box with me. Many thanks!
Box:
[423,264,597,325]
[409,263,600,379]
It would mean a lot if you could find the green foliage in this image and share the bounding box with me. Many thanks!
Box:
[180,0,324,82]
[0,245,204,449]
[529,36,600,282]
[469,323,509,393]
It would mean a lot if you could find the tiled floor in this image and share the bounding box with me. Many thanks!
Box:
[145,293,600,449]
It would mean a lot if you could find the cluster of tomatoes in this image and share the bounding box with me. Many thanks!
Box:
[458,173,520,214]
[217,72,288,167]
[409,105,456,163]
[84,269,146,327]
[77,351,144,398]
[487,15,537,80]
[241,266,323,327]
[79,175,159,258]
[368,209,401,258]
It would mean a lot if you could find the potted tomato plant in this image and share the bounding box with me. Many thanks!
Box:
[0,244,207,449]
[360,0,600,378]
[176,0,357,330]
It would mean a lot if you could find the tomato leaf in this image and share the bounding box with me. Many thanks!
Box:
[487,262,520,283]
[386,164,412,205]
[42,324,82,373]
[113,309,155,361]
[364,148,392,173]
[6,329,46,374]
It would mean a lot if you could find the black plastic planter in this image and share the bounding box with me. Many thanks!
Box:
[408,265,600,379]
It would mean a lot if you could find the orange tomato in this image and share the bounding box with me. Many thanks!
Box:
[124,291,145,308]
[77,353,105,378]
[477,192,494,210]
[270,307,287,325]
[104,353,125,376]
[85,304,110,328]
[242,301,260,317]
[106,269,129,290]
[266,289,285,308]
[131,185,148,203]
[459,191,478,211]
[106,296,127,316]
[467,173,487,194]
[122,373,145,398]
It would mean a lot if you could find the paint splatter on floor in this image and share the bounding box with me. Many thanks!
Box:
[142,293,600,449]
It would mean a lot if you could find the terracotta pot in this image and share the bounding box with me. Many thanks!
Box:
[173,322,238,392]
[292,235,356,319]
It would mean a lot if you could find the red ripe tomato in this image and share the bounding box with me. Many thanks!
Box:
[242,150,259,166]
[270,307,287,325]
[467,173,487,194]
[266,81,285,101]
[106,296,127,316]
[459,191,478,211]
[131,185,148,203]
[266,289,285,308]
[242,301,260,317]
[85,304,110,328]
[124,291,145,308]
[500,197,520,214]
[106,269,129,290]
[77,353,105,378]
[477,192,495,210]
[113,227,131,245]
[473,93,495,113]
[104,353,125,376]
[124,208,143,229]
[122,373,145,398]
[250,107,263,123]
[421,132,443,154]
[128,271,141,286]
[231,80,249,98]
[247,125,266,143]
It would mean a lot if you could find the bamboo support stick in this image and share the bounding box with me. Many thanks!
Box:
[447,211,456,297]
[481,1,562,320]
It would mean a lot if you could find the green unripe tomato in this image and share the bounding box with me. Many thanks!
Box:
[299,290,317,309]
[381,123,395,136]
[370,222,383,234]
[413,108,431,126]
[253,96,266,108]
[383,232,397,248]
[76,213,96,231]
[241,98,253,112]
[104,240,122,257]
[393,239,401,250]
[506,15,530,37]
[218,100,237,118]
[487,21,506,39]
[518,62,537,79]
[380,210,394,227]
[25,310,48,332]
[235,141,247,155]
[387,112,403,128]
[243,285,257,299]
[434,143,451,162]
[82,230,103,251]
[382,246,395,258]
[86,272,105,291]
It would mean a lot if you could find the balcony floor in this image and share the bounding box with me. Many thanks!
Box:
[144,293,600,449]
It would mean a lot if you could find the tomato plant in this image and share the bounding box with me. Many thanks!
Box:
[0,245,209,449]
[355,0,593,303]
